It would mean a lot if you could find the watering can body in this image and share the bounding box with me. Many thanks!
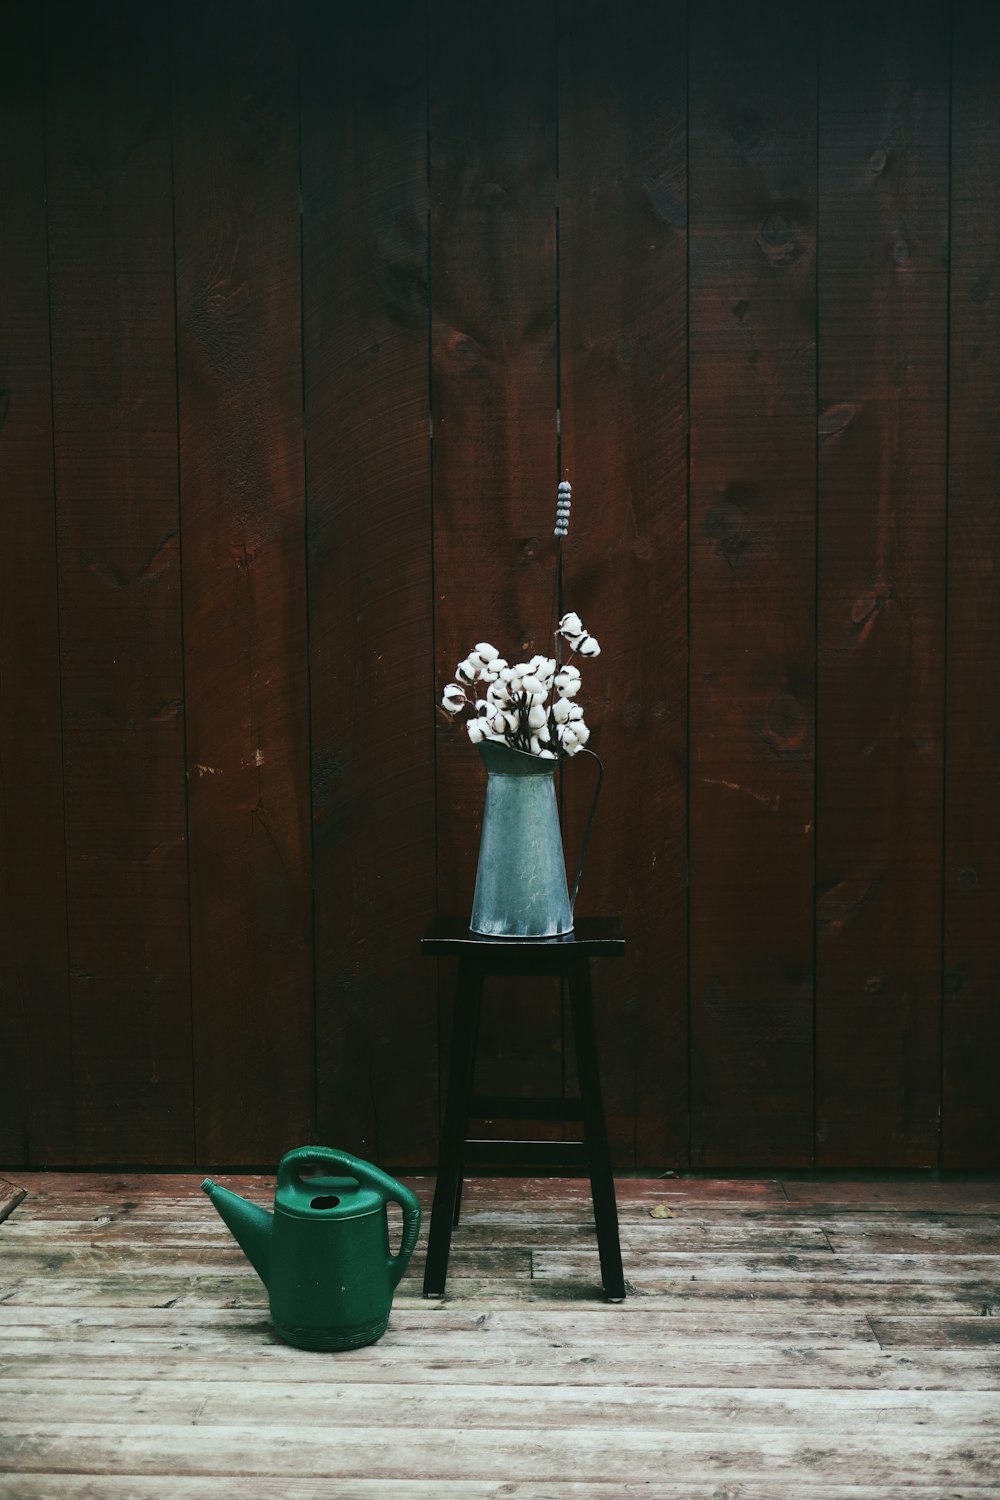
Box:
[203,1146,421,1351]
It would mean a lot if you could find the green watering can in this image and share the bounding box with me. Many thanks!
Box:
[203,1146,421,1351]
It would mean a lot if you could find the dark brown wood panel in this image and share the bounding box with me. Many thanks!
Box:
[816,1,949,1167]
[4,1,1000,1172]
[557,0,688,1168]
[301,1,437,1168]
[0,9,73,1165]
[174,0,313,1163]
[688,1,818,1166]
[430,0,561,1118]
[942,0,1000,1168]
[46,1,192,1164]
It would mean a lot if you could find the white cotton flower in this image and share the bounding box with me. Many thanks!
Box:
[578,635,601,657]
[529,656,556,688]
[527,704,547,730]
[552,696,571,724]
[467,719,485,744]
[520,674,546,700]
[554,666,580,697]
[487,679,510,705]
[538,748,557,760]
[441,684,466,714]
[475,643,499,662]
[558,612,584,639]
[456,657,479,684]
[567,702,585,721]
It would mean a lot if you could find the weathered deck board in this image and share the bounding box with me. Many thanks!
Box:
[2,1421,997,1485]
[1,1175,998,1492]
[4,1486,997,1500]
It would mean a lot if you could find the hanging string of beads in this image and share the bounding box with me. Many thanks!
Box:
[554,478,572,537]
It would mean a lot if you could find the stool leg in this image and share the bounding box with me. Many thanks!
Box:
[568,956,626,1301]
[423,955,483,1297]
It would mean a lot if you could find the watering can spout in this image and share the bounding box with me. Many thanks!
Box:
[202,1179,272,1285]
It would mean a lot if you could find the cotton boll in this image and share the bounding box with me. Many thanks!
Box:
[559,612,583,638]
[520,674,545,698]
[475,643,499,662]
[555,676,580,698]
[481,657,509,683]
[537,748,557,760]
[467,719,485,744]
[566,703,585,721]
[527,704,547,730]
[441,684,465,713]
[552,696,571,724]
[578,635,601,657]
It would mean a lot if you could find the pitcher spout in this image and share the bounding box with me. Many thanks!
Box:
[202,1179,273,1285]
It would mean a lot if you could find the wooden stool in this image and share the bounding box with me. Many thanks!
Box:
[421,916,626,1301]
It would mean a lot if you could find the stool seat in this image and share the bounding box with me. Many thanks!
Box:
[421,916,626,1302]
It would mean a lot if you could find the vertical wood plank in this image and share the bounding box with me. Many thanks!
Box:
[558,0,688,1167]
[174,0,313,1164]
[0,9,73,1165]
[942,0,1000,1168]
[301,1,437,1168]
[430,0,561,1115]
[46,0,192,1164]
[816,0,949,1166]
[688,2,818,1166]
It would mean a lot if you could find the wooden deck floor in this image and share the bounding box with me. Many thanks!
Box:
[1,1172,998,1496]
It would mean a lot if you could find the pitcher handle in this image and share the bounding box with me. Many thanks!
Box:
[569,748,604,914]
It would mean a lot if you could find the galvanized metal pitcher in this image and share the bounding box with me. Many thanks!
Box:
[470,740,602,938]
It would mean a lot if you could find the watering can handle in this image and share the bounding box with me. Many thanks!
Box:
[569,748,604,914]
[277,1146,421,1289]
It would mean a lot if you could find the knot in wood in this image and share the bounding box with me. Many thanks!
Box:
[757,214,805,268]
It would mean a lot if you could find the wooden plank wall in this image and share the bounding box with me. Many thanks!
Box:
[0,0,997,1172]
